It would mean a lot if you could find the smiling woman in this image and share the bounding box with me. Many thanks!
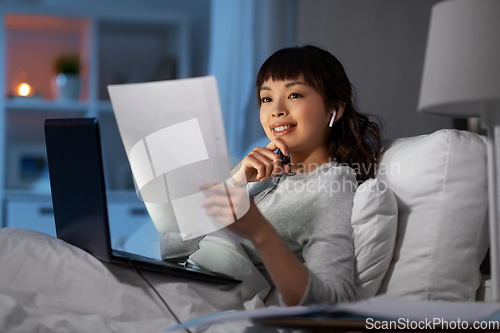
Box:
[164,45,383,307]
[222,45,383,306]
[259,79,334,173]
[255,45,383,180]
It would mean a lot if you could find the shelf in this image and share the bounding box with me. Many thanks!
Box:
[106,190,142,201]
[97,19,179,100]
[4,189,140,201]
[5,14,90,101]
[4,189,52,199]
[5,98,88,112]
[0,7,192,233]
[6,107,87,142]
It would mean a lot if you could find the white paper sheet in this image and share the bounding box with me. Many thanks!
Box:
[108,77,243,240]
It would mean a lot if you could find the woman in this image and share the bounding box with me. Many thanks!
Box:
[165,45,382,306]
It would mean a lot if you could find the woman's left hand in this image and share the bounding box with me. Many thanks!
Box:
[200,182,268,242]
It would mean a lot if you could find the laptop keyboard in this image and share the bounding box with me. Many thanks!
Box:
[111,249,232,278]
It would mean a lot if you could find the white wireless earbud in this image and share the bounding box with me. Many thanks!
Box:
[329,109,337,127]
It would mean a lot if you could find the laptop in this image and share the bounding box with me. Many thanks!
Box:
[44,117,240,285]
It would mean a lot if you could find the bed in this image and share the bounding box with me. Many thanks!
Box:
[0,128,489,332]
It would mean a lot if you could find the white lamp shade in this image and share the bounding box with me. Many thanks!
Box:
[418,0,500,117]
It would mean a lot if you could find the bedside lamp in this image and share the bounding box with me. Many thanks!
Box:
[418,0,500,300]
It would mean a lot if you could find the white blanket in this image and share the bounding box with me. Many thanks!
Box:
[0,228,270,333]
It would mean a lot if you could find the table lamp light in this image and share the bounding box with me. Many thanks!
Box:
[418,0,500,300]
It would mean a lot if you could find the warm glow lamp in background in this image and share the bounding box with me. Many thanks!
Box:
[17,83,31,97]
[418,0,500,300]
[12,71,37,98]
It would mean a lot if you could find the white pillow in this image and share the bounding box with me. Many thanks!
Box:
[376,129,489,301]
[351,178,398,300]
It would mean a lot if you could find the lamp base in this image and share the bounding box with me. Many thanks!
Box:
[480,102,500,302]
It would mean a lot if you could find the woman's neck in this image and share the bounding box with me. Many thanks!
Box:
[288,148,332,174]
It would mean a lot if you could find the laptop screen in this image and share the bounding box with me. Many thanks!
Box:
[44,118,112,262]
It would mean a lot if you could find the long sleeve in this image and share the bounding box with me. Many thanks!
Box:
[289,181,357,305]
[241,162,357,305]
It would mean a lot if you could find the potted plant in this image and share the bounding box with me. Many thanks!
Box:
[53,54,82,100]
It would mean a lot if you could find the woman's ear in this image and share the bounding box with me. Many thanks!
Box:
[335,102,346,121]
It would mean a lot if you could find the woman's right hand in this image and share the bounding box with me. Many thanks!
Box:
[232,139,290,186]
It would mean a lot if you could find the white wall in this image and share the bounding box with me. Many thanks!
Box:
[295,0,452,139]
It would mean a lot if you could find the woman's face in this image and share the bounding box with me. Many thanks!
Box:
[259,78,332,156]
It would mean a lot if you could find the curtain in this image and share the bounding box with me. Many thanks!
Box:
[208,0,295,160]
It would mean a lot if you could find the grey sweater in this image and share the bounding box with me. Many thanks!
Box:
[161,161,357,305]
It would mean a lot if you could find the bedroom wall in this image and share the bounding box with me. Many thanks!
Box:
[294,0,452,139]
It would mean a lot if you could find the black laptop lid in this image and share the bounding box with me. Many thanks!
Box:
[44,118,112,262]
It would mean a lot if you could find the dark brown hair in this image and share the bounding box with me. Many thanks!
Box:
[256,45,382,182]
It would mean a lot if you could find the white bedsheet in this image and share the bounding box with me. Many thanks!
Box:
[0,228,268,333]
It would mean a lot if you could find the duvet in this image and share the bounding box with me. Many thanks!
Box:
[0,228,270,333]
